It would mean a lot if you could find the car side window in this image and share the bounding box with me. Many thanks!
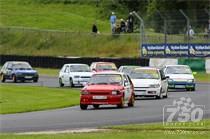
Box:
[64,66,70,73]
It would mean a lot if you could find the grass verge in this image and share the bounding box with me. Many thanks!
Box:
[0,119,209,139]
[0,85,80,114]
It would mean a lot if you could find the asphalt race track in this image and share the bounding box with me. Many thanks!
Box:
[0,76,209,133]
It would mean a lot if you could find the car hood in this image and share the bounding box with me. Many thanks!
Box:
[131,79,160,88]
[166,74,194,80]
[83,85,124,92]
[14,70,37,74]
[71,72,93,77]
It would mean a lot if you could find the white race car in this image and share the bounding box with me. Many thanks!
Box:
[59,64,93,87]
[130,67,168,99]
[163,65,196,91]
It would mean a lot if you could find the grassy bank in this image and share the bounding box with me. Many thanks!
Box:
[0,27,140,57]
[0,119,209,139]
[0,85,80,114]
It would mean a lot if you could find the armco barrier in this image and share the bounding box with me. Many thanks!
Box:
[0,55,149,69]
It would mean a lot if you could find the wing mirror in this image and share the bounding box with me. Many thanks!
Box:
[124,81,129,86]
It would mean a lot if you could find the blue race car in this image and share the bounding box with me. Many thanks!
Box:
[0,61,39,83]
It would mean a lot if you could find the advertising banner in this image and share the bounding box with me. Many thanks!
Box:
[141,43,210,58]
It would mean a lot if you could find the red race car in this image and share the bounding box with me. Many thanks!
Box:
[80,72,135,110]
[90,62,117,72]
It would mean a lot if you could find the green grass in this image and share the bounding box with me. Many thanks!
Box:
[0,120,209,139]
[0,0,109,32]
[35,68,59,77]
[0,85,80,114]
[194,72,210,83]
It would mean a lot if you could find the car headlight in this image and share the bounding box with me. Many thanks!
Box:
[81,90,89,95]
[74,75,80,78]
[149,84,160,88]
[168,79,173,82]
[187,79,194,83]
[112,90,121,95]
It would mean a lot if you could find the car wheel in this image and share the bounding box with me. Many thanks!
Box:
[163,92,168,98]
[192,87,195,91]
[59,78,64,87]
[80,104,88,110]
[117,97,124,108]
[33,79,38,83]
[0,74,5,82]
[69,78,74,87]
[12,75,17,83]
[93,104,100,109]
[156,88,163,99]
[128,95,135,107]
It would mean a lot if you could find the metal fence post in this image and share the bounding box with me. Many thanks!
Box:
[157,10,167,44]
[179,9,190,45]
[132,11,145,56]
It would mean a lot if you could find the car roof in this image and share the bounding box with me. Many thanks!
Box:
[93,71,124,75]
[64,64,89,66]
[134,67,159,70]
[165,65,189,67]
[6,61,29,64]
[92,62,115,64]
[119,65,140,68]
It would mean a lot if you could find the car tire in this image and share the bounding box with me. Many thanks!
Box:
[128,95,135,107]
[117,97,124,108]
[192,87,195,91]
[0,74,5,82]
[80,104,88,110]
[156,88,163,99]
[69,78,74,88]
[93,104,100,109]
[12,75,17,83]
[33,79,38,83]
[163,92,168,98]
[59,78,64,87]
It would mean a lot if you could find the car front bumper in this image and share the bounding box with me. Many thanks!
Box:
[16,75,39,81]
[168,81,195,89]
[134,87,161,97]
[73,78,90,86]
[80,94,123,105]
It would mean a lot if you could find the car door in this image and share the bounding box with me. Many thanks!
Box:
[159,69,168,93]
[63,65,70,84]
[123,75,131,102]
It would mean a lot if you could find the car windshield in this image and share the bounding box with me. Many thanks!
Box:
[130,69,160,79]
[12,63,32,70]
[96,64,117,71]
[70,65,90,72]
[89,74,122,85]
[121,66,139,74]
[166,66,192,74]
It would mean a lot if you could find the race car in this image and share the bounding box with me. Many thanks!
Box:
[129,67,168,99]
[90,62,117,72]
[0,61,39,83]
[80,72,135,110]
[163,65,196,91]
[59,64,92,87]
